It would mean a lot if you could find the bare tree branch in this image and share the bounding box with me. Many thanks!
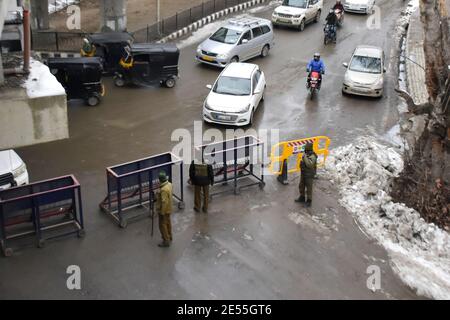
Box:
[394,88,433,114]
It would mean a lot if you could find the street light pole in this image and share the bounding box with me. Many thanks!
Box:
[157,0,161,35]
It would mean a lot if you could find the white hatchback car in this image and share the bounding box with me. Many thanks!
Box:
[203,63,266,126]
[342,45,385,97]
[343,0,375,14]
[0,149,29,191]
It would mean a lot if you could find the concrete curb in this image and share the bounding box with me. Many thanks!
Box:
[35,52,81,59]
[158,0,270,43]
[405,10,429,105]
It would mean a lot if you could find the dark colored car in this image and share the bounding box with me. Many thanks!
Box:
[114,43,180,88]
[47,57,105,106]
[82,32,134,74]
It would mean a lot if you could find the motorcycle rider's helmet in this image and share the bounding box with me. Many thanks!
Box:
[313,53,320,61]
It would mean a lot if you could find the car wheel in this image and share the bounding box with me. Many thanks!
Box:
[230,56,239,63]
[260,45,270,58]
[165,78,176,88]
[314,10,321,23]
[261,88,266,101]
[87,95,100,106]
[114,76,125,87]
[298,19,305,31]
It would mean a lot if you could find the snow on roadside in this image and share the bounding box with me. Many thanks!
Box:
[323,136,450,300]
[48,0,79,14]
[23,59,66,99]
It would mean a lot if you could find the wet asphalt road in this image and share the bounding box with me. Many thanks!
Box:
[0,0,420,299]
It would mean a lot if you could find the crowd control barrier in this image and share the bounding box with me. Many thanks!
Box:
[269,136,331,185]
[99,152,184,228]
[195,135,265,196]
[0,175,84,257]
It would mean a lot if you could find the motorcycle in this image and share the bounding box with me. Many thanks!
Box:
[307,71,321,100]
[323,23,336,45]
[335,9,344,27]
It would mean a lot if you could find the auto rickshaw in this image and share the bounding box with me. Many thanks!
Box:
[81,32,134,74]
[47,57,105,106]
[114,43,180,88]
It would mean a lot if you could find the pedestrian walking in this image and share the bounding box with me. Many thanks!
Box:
[156,171,173,247]
[295,142,318,207]
[189,160,214,213]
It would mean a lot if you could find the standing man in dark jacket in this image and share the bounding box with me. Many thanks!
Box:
[189,160,214,213]
[295,142,318,207]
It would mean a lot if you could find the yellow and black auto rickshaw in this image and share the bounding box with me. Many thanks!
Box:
[81,32,134,75]
[47,57,105,106]
[114,43,180,88]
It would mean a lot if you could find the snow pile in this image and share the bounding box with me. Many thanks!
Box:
[23,59,66,99]
[49,0,79,14]
[324,136,450,300]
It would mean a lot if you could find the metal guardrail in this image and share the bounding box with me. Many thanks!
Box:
[32,0,251,52]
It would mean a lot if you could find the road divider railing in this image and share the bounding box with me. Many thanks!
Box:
[269,136,331,185]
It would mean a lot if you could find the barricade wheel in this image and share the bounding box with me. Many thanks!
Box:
[4,248,13,257]
[178,202,185,210]
[38,239,46,248]
[77,230,86,238]
[259,182,265,189]
[119,220,128,228]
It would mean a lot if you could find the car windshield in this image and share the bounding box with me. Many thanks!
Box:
[213,76,251,95]
[349,55,382,74]
[282,0,308,8]
[210,27,241,44]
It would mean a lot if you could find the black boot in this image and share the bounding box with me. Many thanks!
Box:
[158,241,170,247]
[295,196,306,203]
[305,200,312,207]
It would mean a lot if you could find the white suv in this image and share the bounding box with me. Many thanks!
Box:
[272,0,323,31]
[0,150,29,191]
[196,17,274,68]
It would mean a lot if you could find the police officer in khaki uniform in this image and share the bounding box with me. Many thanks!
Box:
[189,160,214,213]
[156,171,173,247]
[295,142,318,207]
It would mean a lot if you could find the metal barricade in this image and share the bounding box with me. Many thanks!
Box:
[269,136,331,184]
[99,152,184,228]
[0,175,84,257]
[195,135,265,196]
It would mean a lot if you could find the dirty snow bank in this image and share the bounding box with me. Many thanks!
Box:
[23,59,66,98]
[323,136,450,300]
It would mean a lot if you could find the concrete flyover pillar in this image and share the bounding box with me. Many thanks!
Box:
[100,0,127,32]
[30,0,49,30]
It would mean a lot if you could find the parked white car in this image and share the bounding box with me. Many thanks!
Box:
[196,17,274,68]
[343,0,375,14]
[0,150,29,191]
[203,63,266,126]
[272,0,323,31]
[342,45,385,98]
